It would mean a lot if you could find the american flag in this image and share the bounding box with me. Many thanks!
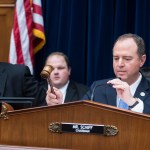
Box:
[9,0,45,74]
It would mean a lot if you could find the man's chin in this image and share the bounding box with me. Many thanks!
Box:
[53,83,62,88]
[116,75,127,80]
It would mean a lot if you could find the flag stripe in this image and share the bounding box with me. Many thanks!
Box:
[9,0,45,74]
[32,0,42,6]
[17,0,32,69]
[9,32,17,63]
[32,0,45,53]
[33,22,44,31]
[32,4,42,15]
[24,0,34,65]
[13,9,24,63]
[33,13,44,26]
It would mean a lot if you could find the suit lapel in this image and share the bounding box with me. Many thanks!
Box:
[134,77,150,102]
[65,82,76,103]
[0,68,7,96]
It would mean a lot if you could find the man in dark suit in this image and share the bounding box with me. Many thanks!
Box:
[83,76,150,114]
[0,62,44,107]
[82,33,150,114]
[42,52,89,106]
[46,34,150,115]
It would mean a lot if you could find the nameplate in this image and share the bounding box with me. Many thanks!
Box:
[48,122,118,136]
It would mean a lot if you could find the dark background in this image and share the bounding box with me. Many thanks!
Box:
[34,0,150,86]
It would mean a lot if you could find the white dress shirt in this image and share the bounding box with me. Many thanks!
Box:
[59,80,70,104]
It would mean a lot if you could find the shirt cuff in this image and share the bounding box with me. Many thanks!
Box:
[131,98,144,113]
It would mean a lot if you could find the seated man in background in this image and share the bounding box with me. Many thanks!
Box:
[0,62,44,108]
[40,52,89,106]
[46,33,150,115]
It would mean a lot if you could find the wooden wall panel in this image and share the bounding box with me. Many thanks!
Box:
[0,0,15,62]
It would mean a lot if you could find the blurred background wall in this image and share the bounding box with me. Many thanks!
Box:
[1,0,150,86]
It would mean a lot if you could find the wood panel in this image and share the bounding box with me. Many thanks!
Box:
[0,101,150,149]
[0,0,15,62]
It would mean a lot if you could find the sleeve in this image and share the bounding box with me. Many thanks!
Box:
[23,66,39,97]
[22,66,46,106]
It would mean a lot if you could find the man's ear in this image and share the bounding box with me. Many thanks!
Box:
[68,67,71,76]
[140,55,146,67]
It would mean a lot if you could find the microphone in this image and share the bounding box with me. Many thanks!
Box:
[90,83,112,101]
[90,77,121,101]
[0,101,1,113]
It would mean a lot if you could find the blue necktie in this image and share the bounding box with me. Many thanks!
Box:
[118,99,129,110]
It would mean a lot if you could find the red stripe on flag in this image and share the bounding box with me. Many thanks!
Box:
[13,9,24,64]
[24,0,34,65]
[9,0,46,74]
[33,23,44,31]
[32,3,42,15]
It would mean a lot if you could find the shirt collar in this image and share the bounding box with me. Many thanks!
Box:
[59,80,69,93]
[59,80,70,102]
[130,73,142,96]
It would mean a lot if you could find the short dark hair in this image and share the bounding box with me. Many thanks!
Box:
[113,33,146,57]
[46,52,71,69]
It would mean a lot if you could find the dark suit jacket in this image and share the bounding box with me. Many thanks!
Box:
[82,76,150,115]
[39,80,89,106]
[0,62,43,106]
[65,81,89,102]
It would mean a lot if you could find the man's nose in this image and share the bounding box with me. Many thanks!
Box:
[53,68,58,73]
[118,59,124,66]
